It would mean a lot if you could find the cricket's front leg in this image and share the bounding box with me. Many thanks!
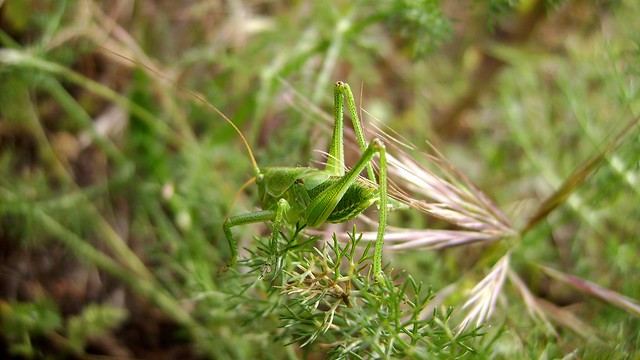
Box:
[223,210,277,269]
[222,199,293,279]
[223,198,291,270]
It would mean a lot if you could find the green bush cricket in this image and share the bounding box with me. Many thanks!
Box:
[98,50,391,278]
[223,81,389,279]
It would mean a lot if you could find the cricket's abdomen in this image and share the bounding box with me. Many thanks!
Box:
[306,178,378,223]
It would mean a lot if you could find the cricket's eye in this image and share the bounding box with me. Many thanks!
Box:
[256,174,265,184]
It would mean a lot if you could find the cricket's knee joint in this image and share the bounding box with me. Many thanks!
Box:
[371,138,384,148]
[335,81,351,91]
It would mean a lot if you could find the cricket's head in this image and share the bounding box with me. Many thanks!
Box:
[254,167,319,211]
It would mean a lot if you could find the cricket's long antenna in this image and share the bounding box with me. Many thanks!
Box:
[99,47,260,175]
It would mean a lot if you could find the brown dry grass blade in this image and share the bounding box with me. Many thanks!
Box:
[540,266,640,317]
[536,297,600,341]
[522,115,640,234]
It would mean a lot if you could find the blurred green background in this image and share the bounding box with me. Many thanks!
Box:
[1,0,639,358]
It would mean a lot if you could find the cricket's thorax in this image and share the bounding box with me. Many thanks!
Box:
[257,167,378,226]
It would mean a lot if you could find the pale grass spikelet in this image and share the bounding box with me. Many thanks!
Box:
[456,254,510,333]
[346,228,499,251]
[373,120,513,235]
